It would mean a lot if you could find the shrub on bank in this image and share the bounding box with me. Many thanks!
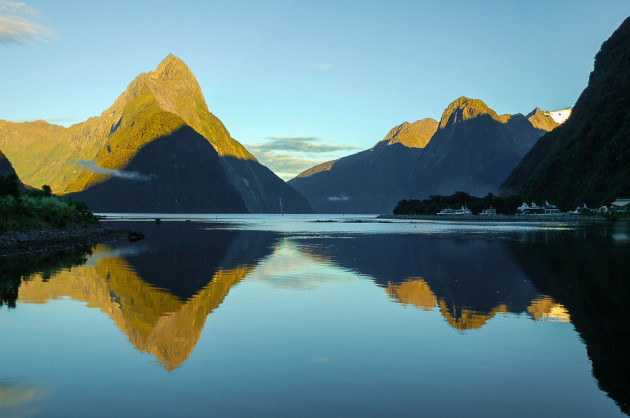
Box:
[0,176,98,232]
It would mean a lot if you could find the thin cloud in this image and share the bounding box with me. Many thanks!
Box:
[252,151,325,180]
[0,1,51,45]
[266,136,321,142]
[249,136,359,156]
[245,136,359,180]
[309,63,333,70]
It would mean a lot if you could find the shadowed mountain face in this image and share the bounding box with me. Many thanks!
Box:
[500,17,630,206]
[0,54,311,213]
[69,126,246,213]
[290,98,548,213]
[408,97,542,199]
[289,119,438,213]
[289,144,425,214]
[0,149,26,190]
[0,150,19,179]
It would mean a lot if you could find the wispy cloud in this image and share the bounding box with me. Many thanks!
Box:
[0,1,51,45]
[309,63,333,71]
[75,160,156,181]
[249,136,359,156]
[245,136,359,181]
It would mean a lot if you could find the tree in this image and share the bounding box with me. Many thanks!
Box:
[0,174,20,199]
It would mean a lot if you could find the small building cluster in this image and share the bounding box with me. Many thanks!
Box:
[516,198,630,215]
[517,201,562,215]
[611,198,630,212]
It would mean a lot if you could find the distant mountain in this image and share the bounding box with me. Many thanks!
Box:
[290,97,552,213]
[500,17,630,207]
[408,97,544,199]
[376,119,438,148]
[0,54,311,213]
[289,119,438,213]
[526,107,559,135]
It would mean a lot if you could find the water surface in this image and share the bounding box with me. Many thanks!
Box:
[1,215,628,416]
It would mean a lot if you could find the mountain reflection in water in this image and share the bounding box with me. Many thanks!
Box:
[13,222,280,370]
[294,235,568,330]
[2,219,629,415]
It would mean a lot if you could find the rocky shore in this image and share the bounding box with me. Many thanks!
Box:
[0,225,126,257]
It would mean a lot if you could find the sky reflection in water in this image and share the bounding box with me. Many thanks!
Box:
[0,216,628,417]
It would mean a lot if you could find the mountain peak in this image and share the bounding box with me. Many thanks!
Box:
[152,53,195,82]
[526,107,558,132]
[376,118,438,149]
[438,97,501,129]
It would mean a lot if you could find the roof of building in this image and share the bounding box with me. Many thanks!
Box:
[611,198,630,207]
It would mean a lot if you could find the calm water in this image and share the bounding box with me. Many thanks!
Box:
[1,215,629,417]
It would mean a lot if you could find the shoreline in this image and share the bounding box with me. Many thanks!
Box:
[0,225,126,257]
[377,214,613,223]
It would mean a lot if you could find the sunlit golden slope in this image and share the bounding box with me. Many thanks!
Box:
[18,246,253,371]
[385,278,570,331]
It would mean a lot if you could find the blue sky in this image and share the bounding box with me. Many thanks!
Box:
[1,0,629,179]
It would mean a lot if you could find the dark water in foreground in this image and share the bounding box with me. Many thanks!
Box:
[1,215,629,417]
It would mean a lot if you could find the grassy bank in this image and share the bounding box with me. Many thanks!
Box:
[0,174,98,232]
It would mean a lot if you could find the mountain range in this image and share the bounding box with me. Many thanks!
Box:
[0,55,311,213]
[3,16,628,214]
[500,16,630,208]
[289,98,558,213]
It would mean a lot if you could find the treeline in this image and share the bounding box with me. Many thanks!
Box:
[393,192,522,215]
[0,174,98,232]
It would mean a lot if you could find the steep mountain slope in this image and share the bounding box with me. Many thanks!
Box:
[409,97,542,199]
[500,17,630,207]
[377,118,438,148]
[0,118,110,192]
[289,119,438,213]
[69,124,247,213]
[1,54,311,213]
[0,150,19,179]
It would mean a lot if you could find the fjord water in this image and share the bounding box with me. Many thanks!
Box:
[1,216,628,417]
